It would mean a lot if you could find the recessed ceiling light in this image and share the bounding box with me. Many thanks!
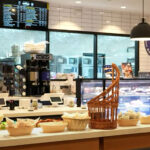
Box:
[121,6,126,9]
[75,1,82,4]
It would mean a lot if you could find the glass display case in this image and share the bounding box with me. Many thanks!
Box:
[117,79,150,115]
[79,79,104,105]
[78,78,150,115]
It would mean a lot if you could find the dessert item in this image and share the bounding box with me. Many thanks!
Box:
[40,121,67,133]
[62,112,90,120]
[118,110,140,126]
[140,115,150,124]
[62,112,90,131]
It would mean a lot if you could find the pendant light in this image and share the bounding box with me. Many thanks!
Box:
[130,0,150,41]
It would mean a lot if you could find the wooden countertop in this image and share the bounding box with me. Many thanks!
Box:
[1,124,150,147]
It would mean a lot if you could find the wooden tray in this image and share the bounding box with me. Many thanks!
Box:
[118,119,139,126]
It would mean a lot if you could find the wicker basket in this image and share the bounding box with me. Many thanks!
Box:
[7,126,34,136]
[140,116,150,124]
[88,63,120,129]
[63,117,89,131]
[118,119,138,126]
[40,122,67,133]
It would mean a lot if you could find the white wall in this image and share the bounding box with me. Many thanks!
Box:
[139,41,150,72]
[48,3,150,72]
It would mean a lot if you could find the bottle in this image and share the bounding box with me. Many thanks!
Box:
[32,100,38,110]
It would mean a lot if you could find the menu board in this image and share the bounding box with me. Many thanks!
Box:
[0,0,48,30]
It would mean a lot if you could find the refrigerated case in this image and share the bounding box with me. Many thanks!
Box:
[109,79,150,115]
[77,78,150,115]
[80,79,104,104]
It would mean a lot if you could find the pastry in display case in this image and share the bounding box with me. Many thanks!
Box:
[80,80,103,105]
[78,79,150,115]
[106,79,150,115]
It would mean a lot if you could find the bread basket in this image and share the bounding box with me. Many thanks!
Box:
[7,126,34,136]
[118,119,139,127]
[140,116,150,124]
[40,121,67,133]
[62,117,90,131]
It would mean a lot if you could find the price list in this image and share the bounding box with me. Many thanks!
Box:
[1,0,48,29]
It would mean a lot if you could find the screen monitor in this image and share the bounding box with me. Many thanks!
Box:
[0,0,49,30]
[50,96,63,106]
[50,97,62,103]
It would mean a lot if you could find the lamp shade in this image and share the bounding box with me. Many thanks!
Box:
[130,19,150,41]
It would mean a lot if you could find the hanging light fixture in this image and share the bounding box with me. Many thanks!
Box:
[130,0,150,41]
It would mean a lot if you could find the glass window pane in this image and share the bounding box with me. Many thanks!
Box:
[50,31,94,79]
[97,35,136,78]
[0,28,46,64]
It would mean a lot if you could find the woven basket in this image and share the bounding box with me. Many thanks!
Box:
[88,63,120,129]
[40,122,67,133]
[118,119,138,126]
[140,116,150,124]
[7,126,34,136]
[63,117,89,131]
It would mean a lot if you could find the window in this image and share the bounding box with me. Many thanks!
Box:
[97,35,136,77]
[50,31,94,79]
[0,28,46,64]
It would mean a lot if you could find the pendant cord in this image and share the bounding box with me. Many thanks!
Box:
[142,0,144,19]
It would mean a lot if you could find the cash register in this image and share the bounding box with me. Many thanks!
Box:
[41,93,64,107]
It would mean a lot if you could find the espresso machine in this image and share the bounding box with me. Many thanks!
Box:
[21,53,51,96]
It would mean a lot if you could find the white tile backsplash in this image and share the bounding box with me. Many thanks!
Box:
[49,3,150,72]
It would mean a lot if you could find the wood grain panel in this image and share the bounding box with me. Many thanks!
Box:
[103,133,150,150]
[1,138,100,150]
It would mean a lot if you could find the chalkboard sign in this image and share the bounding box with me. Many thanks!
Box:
[0,0,49,30]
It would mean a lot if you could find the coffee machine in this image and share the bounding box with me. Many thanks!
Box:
[21,53,51,96]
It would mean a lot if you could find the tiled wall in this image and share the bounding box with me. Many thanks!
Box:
[48,3,150,34]
[48,3,150,72]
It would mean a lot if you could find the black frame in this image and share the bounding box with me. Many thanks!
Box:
[48,29,139,78]
[0,27,139,78]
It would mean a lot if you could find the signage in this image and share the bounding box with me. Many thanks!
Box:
[144,41,150,55]
[0,0,48,30]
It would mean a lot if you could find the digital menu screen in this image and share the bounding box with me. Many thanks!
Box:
[0,0,48,30]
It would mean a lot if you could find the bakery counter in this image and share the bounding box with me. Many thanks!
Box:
[0,106,87,118]
[1,125,150,150]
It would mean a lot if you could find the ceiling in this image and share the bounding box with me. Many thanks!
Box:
[42,0,150,15]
